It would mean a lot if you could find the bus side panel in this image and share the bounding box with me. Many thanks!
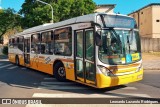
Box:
[29,57,53,75]
[18,54,25,66]
[8,53,16,63]
[30,57,39,71]
[63,61,75,81]
[37,58,53,75]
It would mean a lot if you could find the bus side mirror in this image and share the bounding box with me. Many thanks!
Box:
[96,32,102,46]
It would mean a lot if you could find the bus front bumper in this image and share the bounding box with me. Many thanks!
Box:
[96,69,143,88]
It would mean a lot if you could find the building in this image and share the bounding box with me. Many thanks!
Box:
[128,3,160,38]
[95,4,115,13]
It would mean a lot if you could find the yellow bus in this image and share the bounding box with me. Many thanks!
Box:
[8,13,143,88]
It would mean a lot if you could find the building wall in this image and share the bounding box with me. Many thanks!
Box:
[129,5,160,38]
[152,6,160,38]
[139,6,153,38]
[95,7,114,13]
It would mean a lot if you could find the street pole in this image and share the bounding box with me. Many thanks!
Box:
[36,0,53,23]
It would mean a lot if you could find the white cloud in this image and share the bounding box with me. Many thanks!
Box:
[0,6,2,9]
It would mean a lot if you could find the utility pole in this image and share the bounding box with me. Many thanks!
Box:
[36,0,53,23]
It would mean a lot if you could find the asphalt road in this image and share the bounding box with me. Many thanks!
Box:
[0,58,160,107]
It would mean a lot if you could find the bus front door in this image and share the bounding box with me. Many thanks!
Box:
[24,38,30,66]
[75,29,96,85]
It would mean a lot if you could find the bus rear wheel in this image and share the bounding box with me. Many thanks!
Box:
[54,62,66,81]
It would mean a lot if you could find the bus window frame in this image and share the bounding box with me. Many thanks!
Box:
[54,27,72,56]
[31,33,41,54]
[40,30,54,55]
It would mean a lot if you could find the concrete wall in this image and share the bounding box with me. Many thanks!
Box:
[139,6,153,38]
[141,37,160,52]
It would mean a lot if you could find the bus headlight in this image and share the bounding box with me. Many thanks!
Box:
[98,66,114,77]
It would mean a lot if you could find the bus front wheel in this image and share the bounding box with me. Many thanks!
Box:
[54,62,66,81]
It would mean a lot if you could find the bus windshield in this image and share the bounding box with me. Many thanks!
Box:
[98,29,141,65]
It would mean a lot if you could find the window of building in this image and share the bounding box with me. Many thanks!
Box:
[156,20,160,22]
[54,27,72,56]
[31,34,40,54]
[41,31,53,54]
[141,12,143,14]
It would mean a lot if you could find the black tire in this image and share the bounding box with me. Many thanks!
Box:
[54,62,66,81]
[15,56,19,66]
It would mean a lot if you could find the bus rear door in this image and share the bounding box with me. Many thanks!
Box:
[24,38,30,66]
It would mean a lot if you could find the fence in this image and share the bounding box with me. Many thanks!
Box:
[141,37,160,52]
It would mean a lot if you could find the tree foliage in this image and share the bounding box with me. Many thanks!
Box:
[19,0,96,28]
[0,8,21,38]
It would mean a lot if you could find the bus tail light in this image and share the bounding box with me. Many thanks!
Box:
[98,66,114,77]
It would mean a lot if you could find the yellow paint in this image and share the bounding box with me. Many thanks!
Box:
[86,79,95,85]
[8,53,143,89]
[77,77,84,82]
[131,53,140,61]
[29,58,53,75]
[8,53,16,63]
[65,67,75,80]
[96,69,143,88]
[121,58,126,64]
[112,67,138,74]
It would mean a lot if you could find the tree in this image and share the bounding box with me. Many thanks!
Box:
[0,8,21,39]
[19,0,96,28]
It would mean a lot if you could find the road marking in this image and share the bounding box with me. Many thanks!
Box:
[0,64,13,69]
[10,84,35,89]
[38,85,87,90]
[32,93,118,98]
[32,93,150,98]
[120,87,137,90]
[0,59,9,61]
[44,77,56,80]
[7,66,18,69]
[21,67,26,69]
[41,82,76,85]
[38,80,86,90]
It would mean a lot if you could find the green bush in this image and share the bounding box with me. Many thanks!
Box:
[2,46,8,55]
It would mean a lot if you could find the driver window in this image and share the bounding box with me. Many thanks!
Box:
[101,30,120,55]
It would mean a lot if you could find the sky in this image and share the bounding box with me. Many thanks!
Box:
[0,0,160,14]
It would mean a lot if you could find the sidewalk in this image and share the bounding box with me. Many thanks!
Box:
[142,53,160,70]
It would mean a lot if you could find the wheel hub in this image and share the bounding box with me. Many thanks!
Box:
[58,67,65,77]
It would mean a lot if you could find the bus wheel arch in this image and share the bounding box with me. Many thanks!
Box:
[53,60,66,81]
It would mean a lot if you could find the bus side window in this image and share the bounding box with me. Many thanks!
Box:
[31,34,40,54]
[54,27,72,56]
[41,31,53,55]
